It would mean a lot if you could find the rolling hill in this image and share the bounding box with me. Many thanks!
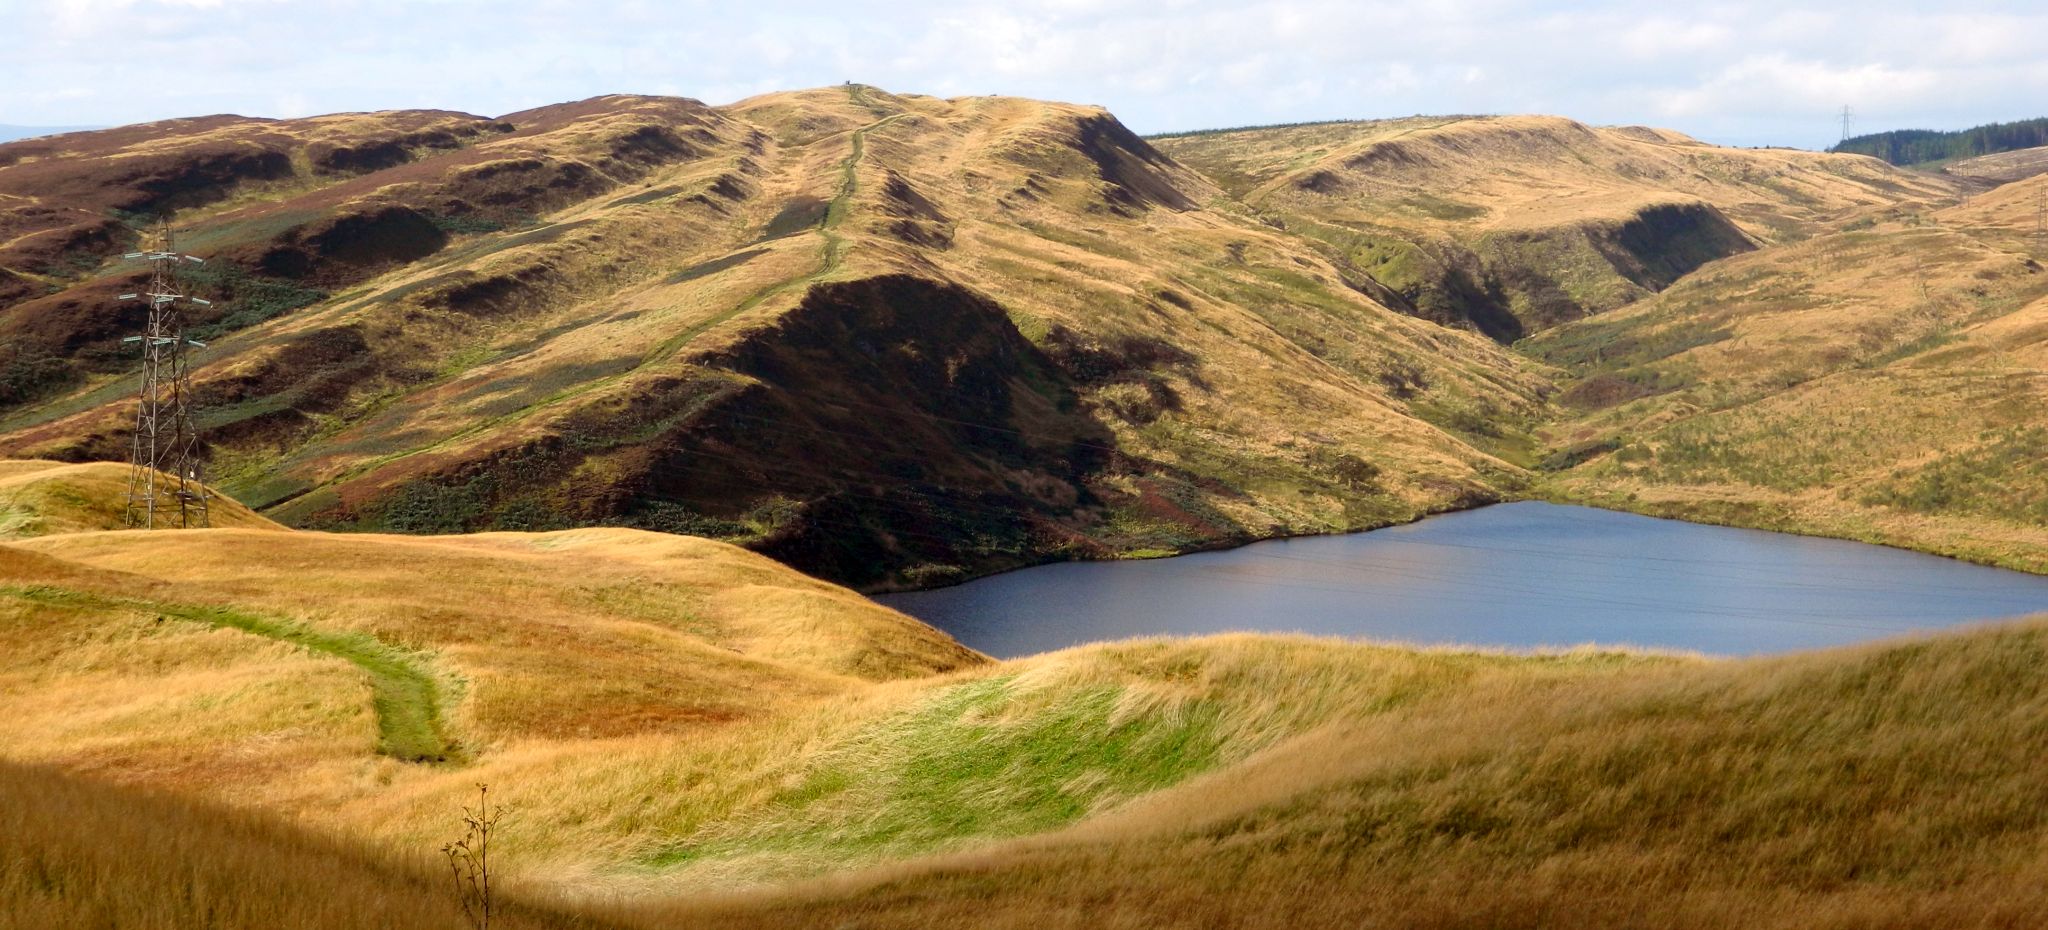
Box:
[0,88,1556,589]
[7,465,2048,929]
[1154,116,1954,340]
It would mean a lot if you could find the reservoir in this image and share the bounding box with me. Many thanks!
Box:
[876,502,2048,659]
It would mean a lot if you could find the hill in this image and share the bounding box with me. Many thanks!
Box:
[1155,116,1953,340]
[7,476,2048,927]
[1523,172,2048,572]
[0,88,1551,589]
[0,459,281,537]
[1834,116,2048,167]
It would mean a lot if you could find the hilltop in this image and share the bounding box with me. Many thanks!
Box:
[6,466,2048,928]
[0,88,1554,589]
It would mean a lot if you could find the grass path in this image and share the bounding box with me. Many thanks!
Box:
[2,584,457,762]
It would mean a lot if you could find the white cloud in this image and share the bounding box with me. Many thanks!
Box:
[1656,55,1943,119]
[1619,18,1733,58]
[4,0,2046,150]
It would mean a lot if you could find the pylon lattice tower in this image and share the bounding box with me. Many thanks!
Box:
[119,225,213,529]
[2034,187,2046,253]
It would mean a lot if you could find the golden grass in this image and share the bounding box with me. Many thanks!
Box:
[0,465,987,887]
[6,96,2048,929]
[1158,115,1953,241]
[0,759,614,930]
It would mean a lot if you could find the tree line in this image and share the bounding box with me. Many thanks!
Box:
[1832,117,2048,166]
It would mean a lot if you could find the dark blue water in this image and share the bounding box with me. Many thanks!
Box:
[876,502,2048,658]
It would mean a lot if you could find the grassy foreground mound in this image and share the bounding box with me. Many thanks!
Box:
[6,464,2048,928]
[9,617,2048,928]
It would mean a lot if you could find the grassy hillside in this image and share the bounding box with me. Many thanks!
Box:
[0,87,1551,589]
[1524,172,2048,572]
[1156,116,1953,339]
[8,472,2048,927]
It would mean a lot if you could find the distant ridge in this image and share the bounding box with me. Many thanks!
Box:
[1144,115,1489,140]
[0,124,100,143]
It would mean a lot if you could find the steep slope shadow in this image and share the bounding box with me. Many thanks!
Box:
[331,275,1154,590]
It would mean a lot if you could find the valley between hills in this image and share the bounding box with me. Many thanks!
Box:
[8,84,2048,928]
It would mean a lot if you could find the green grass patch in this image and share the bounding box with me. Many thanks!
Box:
[649,675,1224,868]
[1401,193,1487,222]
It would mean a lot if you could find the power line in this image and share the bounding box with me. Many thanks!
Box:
[118,223,213,529]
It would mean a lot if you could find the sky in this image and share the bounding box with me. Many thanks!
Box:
[4,0,2045,150]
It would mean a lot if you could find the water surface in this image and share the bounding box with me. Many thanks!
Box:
[877,503,2048,658]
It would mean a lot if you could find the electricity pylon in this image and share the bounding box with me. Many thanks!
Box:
[118,224,213,529]
[2034,187,2046,254]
